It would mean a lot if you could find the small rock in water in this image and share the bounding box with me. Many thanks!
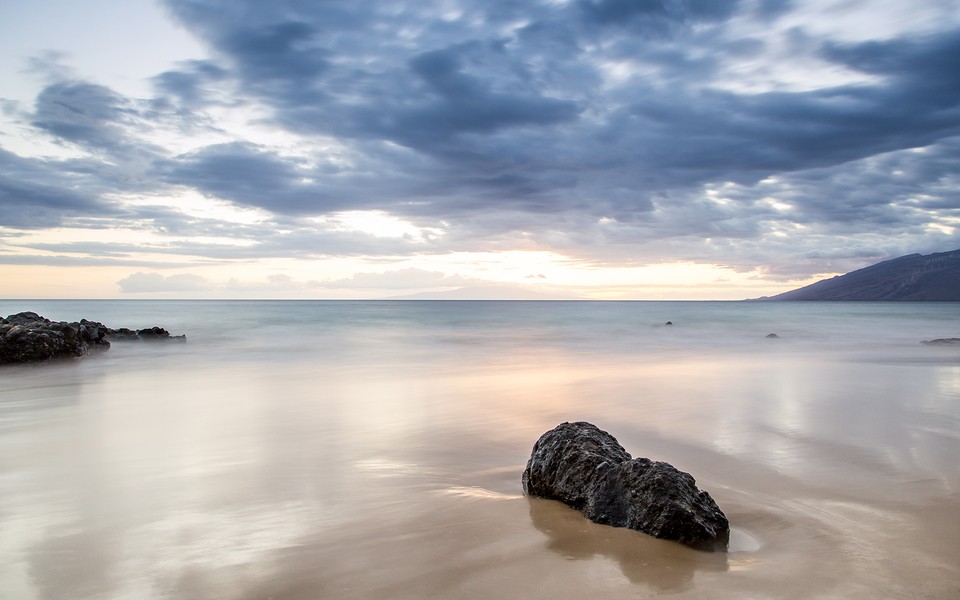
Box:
[664,321,673,326]
[765,333,780,338]
[522,421,729,551]
[108,326,186,342]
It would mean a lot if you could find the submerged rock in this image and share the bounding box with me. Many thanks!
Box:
[522,421,729,551]
[0,312,184,365]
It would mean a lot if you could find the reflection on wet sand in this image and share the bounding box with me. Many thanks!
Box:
[527,496,728,592]
[3,300,960,599]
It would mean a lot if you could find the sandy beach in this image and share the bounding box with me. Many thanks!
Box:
[2,301,959,599]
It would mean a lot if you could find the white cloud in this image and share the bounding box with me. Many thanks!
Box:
[318,268,476,290]
[116,272,210,293]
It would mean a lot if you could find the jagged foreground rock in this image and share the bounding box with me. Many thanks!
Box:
[0,312,184,365]
[522,421,729,551]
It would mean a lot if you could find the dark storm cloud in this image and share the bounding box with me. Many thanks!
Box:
[576,0,744,29]
[158,142,373,214]
[3,79,219,230]
[0,149,118,228]
[397,44,580,143]
[821,28,960,92]
[31,81,135,151]
[30,75,215,160]
[221,21,328,83]
[598,28,960,185]
[5,0,960,281]
[0,177,102,228]
[154,0,960,221]
[153,60,228,105]
[162,142,311,207]
[160,0,591,192]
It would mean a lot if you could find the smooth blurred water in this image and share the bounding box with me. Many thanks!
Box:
[4,299,958,359]
[1,301,959,599]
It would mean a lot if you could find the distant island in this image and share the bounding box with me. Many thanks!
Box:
[755,249,960,301]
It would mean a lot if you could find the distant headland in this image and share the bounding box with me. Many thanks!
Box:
[754,249,960,301]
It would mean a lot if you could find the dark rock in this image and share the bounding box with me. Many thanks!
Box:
[105,327,140,341]
[522,421,729,551]
[138,326,184,341]
[664,321,673,326]
[0,312,110,364]
[921,338,960,346]
[4,311,46,325]
[137,326,170,339]
[105,325,186,342]
[765,333,780,338]
[1,312,184,365]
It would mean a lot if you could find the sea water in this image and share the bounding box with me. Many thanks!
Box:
[1,300,959,599]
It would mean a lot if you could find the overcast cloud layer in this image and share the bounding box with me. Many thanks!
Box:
[1,0,959,296]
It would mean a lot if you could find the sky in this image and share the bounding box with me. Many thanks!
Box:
[1,0,959,300]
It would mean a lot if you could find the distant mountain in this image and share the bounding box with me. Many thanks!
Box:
[756,249,960,301]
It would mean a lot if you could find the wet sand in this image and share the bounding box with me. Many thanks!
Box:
[2,309,960,599]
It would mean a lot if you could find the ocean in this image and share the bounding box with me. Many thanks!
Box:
[2,300,959,599]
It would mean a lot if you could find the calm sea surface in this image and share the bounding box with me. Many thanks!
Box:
[2,300,959,599]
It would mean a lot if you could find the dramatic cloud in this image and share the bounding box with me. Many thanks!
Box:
[152,60,229,106]
[0,149,119,227]
[1,0,959,297]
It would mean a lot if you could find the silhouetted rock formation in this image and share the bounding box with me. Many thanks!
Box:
[921,338,960,346]
[0,312,110,364]
[0,312,184,365]
[756,249,960,301]
[522,421,729,551]
[106,326,185,342]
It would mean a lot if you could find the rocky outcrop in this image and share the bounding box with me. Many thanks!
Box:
[921,338,960,346]
[0,312,184,365]
[522,421,729,551]
[0,312,111,364]
[105,326,185,342]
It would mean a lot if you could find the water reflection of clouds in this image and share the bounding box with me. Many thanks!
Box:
[6,300,960,598]
[934,365,960,408]
[704,354,960,510]
[23,501,321,600]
